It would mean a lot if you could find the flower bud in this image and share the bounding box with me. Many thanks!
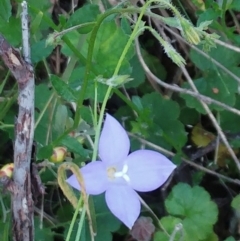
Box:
[0,163,14,178]
[163,42,186,66]
[50,147,67,163]
[180,18,201,45]
[77,136,85,145]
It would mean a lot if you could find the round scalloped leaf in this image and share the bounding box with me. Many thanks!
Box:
[224,237,236,241]
[181,68,238,113]
[165,183,218,240]
[140,93,187,150]
[220,95,240,133]
[190,44,240,71]
[154,216,183,241]
[231,194,240,211]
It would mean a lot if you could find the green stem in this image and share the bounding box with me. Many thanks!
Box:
[91,0,153,162]
[75,207,86,241]
[65,197,83,241]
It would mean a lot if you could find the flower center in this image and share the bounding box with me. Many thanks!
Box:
[107,167,117,180]
[106,164,130,182]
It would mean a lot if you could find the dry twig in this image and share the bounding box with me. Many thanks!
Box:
[0,2,35,241]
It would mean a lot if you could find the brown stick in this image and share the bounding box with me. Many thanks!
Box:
[0,2,35,241]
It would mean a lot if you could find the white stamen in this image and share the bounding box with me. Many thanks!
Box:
[122,164,128,173]
[114,164,130,182]
[123,174,130,182]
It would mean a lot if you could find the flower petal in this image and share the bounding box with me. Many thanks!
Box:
[126,150,176,192]
[99,114,130,165]
[66,161,109,195]
[105,185,140,229]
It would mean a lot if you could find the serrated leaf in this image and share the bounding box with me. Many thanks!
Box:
[165,183,218,240]
[66,4,100,34]
[0,0,11,22]
[154,216,183,241]
[140,93,187,150]
[50,75,77,102]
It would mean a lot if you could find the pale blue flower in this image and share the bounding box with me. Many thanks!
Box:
[66,114,176,228]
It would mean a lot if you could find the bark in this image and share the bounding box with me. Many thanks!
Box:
[0,2,35,241]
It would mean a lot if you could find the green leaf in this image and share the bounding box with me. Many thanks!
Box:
[27,0,51,11]
[37,145,53,159]
[231,0,240,10]
[61,31,82,56]
[197,9,220,27]
[64,194,121,241]
[140,93,187,150]
[66,4,100,34]
[125,55,145,88]
[0,17,21,46]
[154,216,183,241]
[91,21,134,77]
[31,40,54,64]
[142,49,167,81]
[0,216,10,241]
[201,232,218,241]
[35,84,59,145]
[50,75,77,102]
[181,69,238,113]
[165,183,218,240]
[121,17,132,35]
[190,45,240,71]
[224,237,236,241]
[231,194,240,210]
[59,135,89,158]
[179,106,200,125]
[69,67,108,102]
[220,95,240,132]
[54,104,68,134]
[0,0,11,22]
[34,217,54,241]
[30,11,43,34]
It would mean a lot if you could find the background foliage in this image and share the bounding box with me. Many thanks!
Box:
[1,0,240,240]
